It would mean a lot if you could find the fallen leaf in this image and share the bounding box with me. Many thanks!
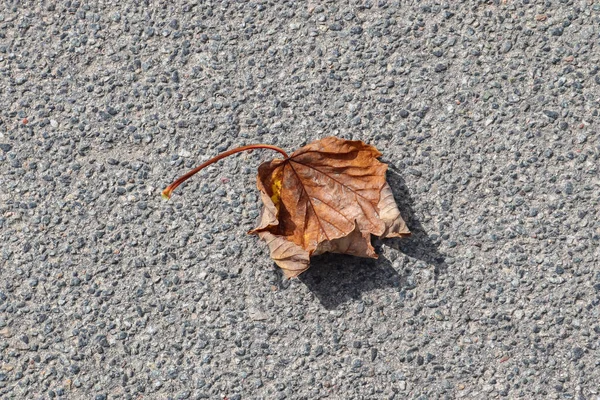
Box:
[249,137,410,277]
[162,136,410,278]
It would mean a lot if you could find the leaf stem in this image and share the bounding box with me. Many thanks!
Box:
[162,144,289,200]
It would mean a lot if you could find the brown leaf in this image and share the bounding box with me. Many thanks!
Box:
[379,182,411,238]
[250,137,410,278]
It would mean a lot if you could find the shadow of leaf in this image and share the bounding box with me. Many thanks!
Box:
[298,165,447,309]
[384,165,448,281]
[298,253,406,309]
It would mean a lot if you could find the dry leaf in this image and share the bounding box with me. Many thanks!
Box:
[250,137,410,278]
[162,136,410,278]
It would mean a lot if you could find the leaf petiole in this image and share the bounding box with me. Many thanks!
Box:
[162,144,289,200]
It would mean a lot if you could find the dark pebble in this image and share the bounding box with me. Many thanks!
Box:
[314,345,324,356]
[564,182,573,195]
[434,64,447,72]
[571,347,584,361]
[99,111,112,120]
[501,41,512,53]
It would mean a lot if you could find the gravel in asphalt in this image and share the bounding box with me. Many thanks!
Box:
[1,1,599,399]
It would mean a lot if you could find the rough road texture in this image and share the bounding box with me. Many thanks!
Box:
[1,1,599,399]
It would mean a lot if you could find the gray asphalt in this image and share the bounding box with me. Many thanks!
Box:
[1,1,599,399]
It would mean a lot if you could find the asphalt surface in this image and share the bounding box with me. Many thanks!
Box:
[1,1,600,399]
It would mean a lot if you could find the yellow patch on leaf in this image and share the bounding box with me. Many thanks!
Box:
[270,176,282,207]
